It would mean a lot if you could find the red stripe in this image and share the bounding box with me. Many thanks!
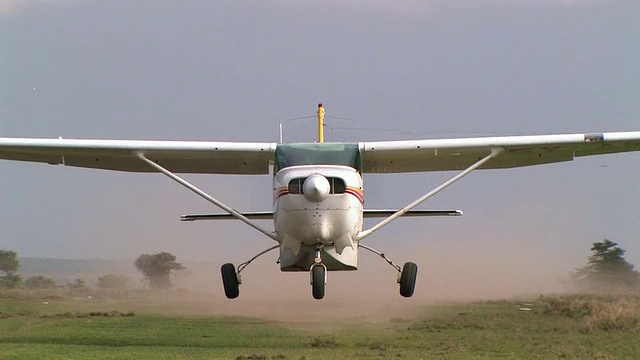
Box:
[345,188,364,204]
[274,188,289,201]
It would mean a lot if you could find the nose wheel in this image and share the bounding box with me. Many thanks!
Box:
[311,264,326,299]
[310,246,327,300]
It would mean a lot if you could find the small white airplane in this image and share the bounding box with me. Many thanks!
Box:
[1,104,639,299]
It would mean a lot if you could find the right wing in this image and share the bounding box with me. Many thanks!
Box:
[0,138,277,174]
[360,131,640,173]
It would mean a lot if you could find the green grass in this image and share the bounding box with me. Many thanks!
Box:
[1,291,640,359]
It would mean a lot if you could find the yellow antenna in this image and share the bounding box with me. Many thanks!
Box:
[317,103,324,143]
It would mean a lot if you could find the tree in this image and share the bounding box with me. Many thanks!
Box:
[24,275,56,289]
[0,250,21,288]
[572,239,640,292]
[67,278,87,290]
[134,252,184,289]
[97,274,130,289]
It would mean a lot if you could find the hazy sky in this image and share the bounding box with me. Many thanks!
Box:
[1,0,639,299]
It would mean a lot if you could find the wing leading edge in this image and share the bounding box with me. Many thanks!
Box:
[360,132,640,173]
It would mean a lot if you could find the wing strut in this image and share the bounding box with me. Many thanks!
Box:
[135,153,279,242]
[356,148,503,241]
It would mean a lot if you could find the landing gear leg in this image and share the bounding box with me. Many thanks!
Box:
[359,244,418,298]
[310,246,327,300]
[219,245,279,300]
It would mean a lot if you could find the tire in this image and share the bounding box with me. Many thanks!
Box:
[221,263,239,299]
[311,265,325,300]
[399,262,418,298]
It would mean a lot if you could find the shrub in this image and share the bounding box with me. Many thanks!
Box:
[0,273,21,289]
[24,275,56,289]
[97,274,130,289]
[538,294,640,332]
[583,296,640,332]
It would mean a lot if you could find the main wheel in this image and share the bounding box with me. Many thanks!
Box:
[399,262,418,298]
[311,265,325,300]
[221,263,239,299]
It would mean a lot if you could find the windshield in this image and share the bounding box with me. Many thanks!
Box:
[274,143,361,172]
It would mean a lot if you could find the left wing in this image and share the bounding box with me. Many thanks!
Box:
[360,131,640,173]
[0,138,277,174]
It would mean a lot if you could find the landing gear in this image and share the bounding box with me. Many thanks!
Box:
[219,245,279,299]
[310,246,327,300]
[399,262,418,298]
[360,244,418,298]
[221,263,239,299]
[311,265,326,300]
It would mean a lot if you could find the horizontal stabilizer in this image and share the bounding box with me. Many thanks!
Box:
[181,212,273,221]
[181,209,462,221]
[364,209,462,218]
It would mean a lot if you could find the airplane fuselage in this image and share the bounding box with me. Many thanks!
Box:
[273,165,363,271]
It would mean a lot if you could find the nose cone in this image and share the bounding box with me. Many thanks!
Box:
[303,174,330,202]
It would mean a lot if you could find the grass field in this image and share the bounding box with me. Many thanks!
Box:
[1,290,640,359]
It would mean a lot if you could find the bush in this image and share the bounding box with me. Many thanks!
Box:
[24,275,56,289]
[0,250,21,288]
[583,297,640,332]
[97,274,130,289]
[0,273,21,289]
[539,294,596,318]
[538,294,640,332]
[67,278,88,290]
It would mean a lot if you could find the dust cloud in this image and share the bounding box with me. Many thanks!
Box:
[38,222,576,323]
[144,235,570,323]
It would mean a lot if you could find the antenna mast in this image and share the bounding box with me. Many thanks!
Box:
[317,103,324,143]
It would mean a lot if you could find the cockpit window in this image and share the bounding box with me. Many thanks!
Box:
[275,143,361,172]
[287,176,346,195]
